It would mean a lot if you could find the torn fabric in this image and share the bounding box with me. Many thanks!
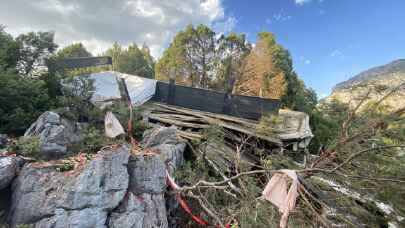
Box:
[262,169,299,228]
[105,111,125,138]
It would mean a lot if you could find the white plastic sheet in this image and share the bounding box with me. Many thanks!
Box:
[105,111,125,138]
[116,72,157,106]
[85,71,157,107]
[89,72,122,104]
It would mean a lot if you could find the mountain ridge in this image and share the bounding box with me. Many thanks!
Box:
[333,59,405,91]
[325,58,405,111]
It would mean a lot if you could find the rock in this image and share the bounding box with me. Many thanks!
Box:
[0,157,18,190]
[24,111,83,159]
[6,126,187,228]
[112,154,168,228]
[109,193,168,228]
[142,126,186,173]
[108,126,188,228]
[9,145,130,228]
[0,134,7,148]
[128,155,166,195]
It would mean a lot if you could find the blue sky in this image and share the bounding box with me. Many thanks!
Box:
[2,0,404,97]
[221,0,405,97]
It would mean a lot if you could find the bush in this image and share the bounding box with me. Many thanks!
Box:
[0,70,54,134]
[13,136,41,159]
[256,113,282,136]
[79,127,108,153]
[58,75,104,124]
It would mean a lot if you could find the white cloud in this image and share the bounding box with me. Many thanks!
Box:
[295,0,312,5]
[295,0,324,5]
[268,9,292,23]
[330,49,344,58]
[1,0,230,58]
[300,56,311,65]
[213,16,237,34]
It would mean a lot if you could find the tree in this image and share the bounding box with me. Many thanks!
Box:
[141,43,155,78]
[155,29,191,84]
[213,33,251,91]
[104,42,154,79]
[234,32,286,98]
[0,25,21,70]
[0,69,52,134]
[56,43,92,58]
[155,24,216,88]
[16,31,58,77]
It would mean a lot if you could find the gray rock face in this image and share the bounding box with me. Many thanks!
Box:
[9,145,130,228]
[6,126,186,228]
[0,157,18,190]
[109,193,168,228]
[128,155,166,195]
[142,127,186,173]
[108,152,169,228]
[24,111,83,159]
[108,127,186,228]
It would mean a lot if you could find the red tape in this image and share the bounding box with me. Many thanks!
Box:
[166,171,209,225]
[166,171,232,227]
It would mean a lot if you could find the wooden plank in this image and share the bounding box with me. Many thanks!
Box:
[151,103,282,145]
[151,113,205,122]
[149,114,210,129]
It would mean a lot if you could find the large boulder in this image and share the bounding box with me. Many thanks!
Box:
[8,145,130,228]
[108,150,169,228]
[6,126,187,228]
[108,127,187,228]
[24,111,83,159]
[0,157,18,190]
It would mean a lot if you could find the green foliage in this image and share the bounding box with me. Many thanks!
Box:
[16,31,58,76]
[107,102,149,140]
[14,136,41,159]
[0,25,21,70]
[104,42,154,78]
[0,28,59,134]
[156,24,217,87]
[56,43,92,58]
[212,33,251,91]
[58,75,104,124]
[256,114,282,136]
[79,127,108,153]
[16,225,32,228]
[0,70,53,134]
[56,160,75,172]
[202,124,225,144]
[306,99,348,152]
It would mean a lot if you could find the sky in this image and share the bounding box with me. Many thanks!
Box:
[1,0,405,97]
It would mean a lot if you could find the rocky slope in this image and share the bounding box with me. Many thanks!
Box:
[0,123,186,228]
[325,59,405,110]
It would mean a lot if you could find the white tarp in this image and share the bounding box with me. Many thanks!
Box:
[89,71,122,104]
[117,72,157,106]
[84,71,157,107]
